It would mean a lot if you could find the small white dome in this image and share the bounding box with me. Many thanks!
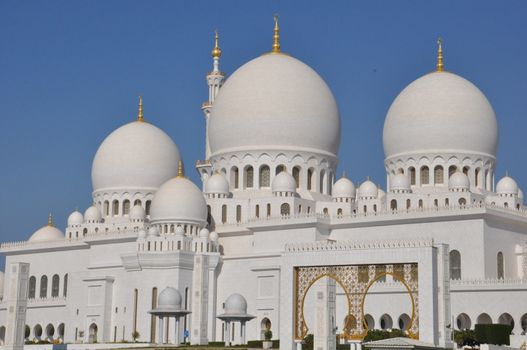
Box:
[496,175,519,195]
[175,225,185,236]
[129,204,146,221]
[157,287,182,309]
[199,228,210,239]
[359,180,378,199]
[92,121,180,193]
[224,293,248,315]
[67,210,84,226]
[209,53,340,158]
[272,171,297,193]
[150,176,207,225]
[147,226,159,237]
[391,173,411,192]
[377,188,386,199]
[205,173,230,195]
[332,177,356,198]
[209,231,219,241]
[84,206,102,223]
[137,229,147,239]
[29,221,64,243]
[518,188,524,200]
[449,171,470,190]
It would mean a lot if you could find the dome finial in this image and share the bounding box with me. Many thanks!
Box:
[212,30,222,58]
[47,213,53,227]
[272,14,281,53]
[177,160,185,178]
[436,37,444,72]
[137,95,144,122]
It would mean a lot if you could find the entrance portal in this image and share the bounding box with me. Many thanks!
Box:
[294,263,419,341]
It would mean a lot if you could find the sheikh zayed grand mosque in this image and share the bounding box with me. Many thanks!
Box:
[0,17,527,350]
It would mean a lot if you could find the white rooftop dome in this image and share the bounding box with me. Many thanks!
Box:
[359,180,378,199]
[67,210,84,226]
[92,113,180,193]
[332,177,356,198]
[199,228,210,239]
[84,205,102,223]
[496,175,518,195]
[272,171,297,193]
[209,231,219,241]
[29,216,65,243]
[147,226,159,237]
[383,71,498,160]
[205,172,230,195]
[129,204,146,221]
[391,173,411,192]
[150,170,207,225]
[157,287,182,309]
[175,225,185,236]
[449,171,470,191]
[224,293,248,315]
[209,53,340,158]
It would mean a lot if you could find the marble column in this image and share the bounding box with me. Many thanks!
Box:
[175,317,180,346]
[225,321,231,346]
[158,316,164,344]
[241,321,246,345]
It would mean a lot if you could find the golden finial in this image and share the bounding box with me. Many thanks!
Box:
[436,37,444,72]
[212,30,222,58]
[272,15,281,53]
[47,213,53,227]
[177,160,185,178]
[137,96,144,122]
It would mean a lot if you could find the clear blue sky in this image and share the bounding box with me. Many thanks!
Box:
[1,1,527,252]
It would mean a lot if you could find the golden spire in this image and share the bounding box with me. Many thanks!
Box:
[177,160,185,178]
[212,30,222,58]
[436,37,444,72]
[137,95,144,122]
[47,213,53,227]
[271,15,281,53]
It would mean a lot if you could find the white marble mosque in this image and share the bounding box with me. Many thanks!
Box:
[0,17,526,350]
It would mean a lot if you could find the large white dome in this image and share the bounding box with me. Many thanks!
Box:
[150,176,207,225]
[92,121,180,193]
[209,53,340,157]
[383,71,498,160]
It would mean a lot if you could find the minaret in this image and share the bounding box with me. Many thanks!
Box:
[202,30,225,159]
[197,31,225,187]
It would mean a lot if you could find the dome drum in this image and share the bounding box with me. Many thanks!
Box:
[385,154,495,192]
[211,154,337,195]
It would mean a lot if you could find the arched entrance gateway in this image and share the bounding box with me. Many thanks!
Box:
[280,239,451,350]
[295,263,419,340]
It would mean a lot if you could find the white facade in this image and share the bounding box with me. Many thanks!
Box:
[0,22,527,350]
